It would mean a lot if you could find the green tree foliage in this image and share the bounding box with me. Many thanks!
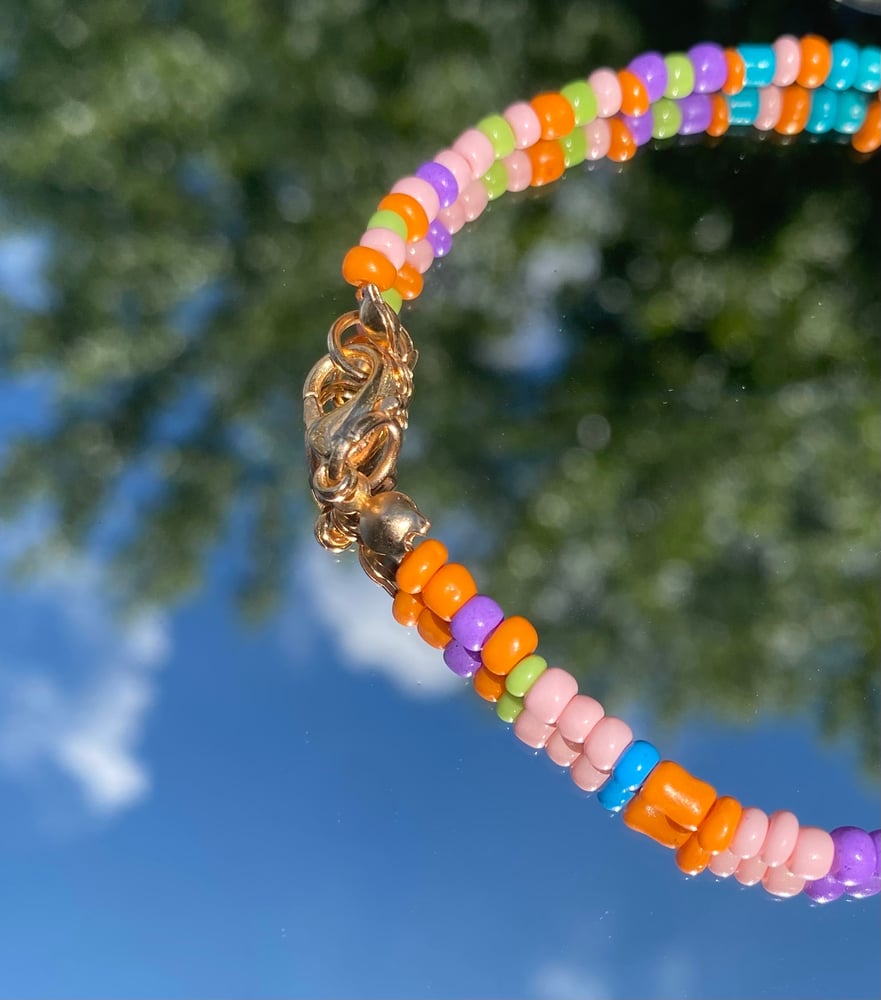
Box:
[0,0,878,767]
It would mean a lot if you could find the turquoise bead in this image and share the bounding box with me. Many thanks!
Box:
[738,44,775,87]
[827,40,859,91]
[597,777,633,812]
[856,46,881,93]
[726,88,759,126]
[597,739,660,813]
[805,89,837,134]
[834,90,868,134]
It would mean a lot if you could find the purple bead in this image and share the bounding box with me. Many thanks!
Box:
[677,94,713,135]
[688,43,728,94]
[443,640,481,678]
[621,112,653,146]
[830,826,876,886]
[415,161,459,209]
[450,594,504,651]
[426,220,452,257]
[628,51,668,102]
[844,828,881,897]
[803,873,846,904]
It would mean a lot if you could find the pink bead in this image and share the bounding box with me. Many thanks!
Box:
[523,667,578,725]
[708,849,740,878]
[406,239,434,275]
[760,810,800,868]
[452,128,496,179]
[503,150,532,191]
[587,68,622,117]
[545,730,580,768]
[772,35,801,86]
[359,227,406,270]
[556,694,605,746]
[787,827,834,880]
[503,101,542,149]
[584,119,611,160]
[734,855,767,886]
[754,85,782,131]
[433,148,473,193]
[571,753,609,792]
[730,807,769,860]
[390,176,440,223]
[460,179,489,223]
[513,709,555,749]
[582,715,632,773]
[762,866,805,898]
[438,199,467,235]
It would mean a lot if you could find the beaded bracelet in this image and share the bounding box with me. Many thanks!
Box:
[303,35,881,904]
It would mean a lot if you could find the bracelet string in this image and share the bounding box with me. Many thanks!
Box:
[303,35,881,904]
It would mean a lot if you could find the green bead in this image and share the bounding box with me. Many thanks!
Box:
[381,288,403,313]
[482,160,508,201]
[366,209,408,241]
[477,114,516,159]
[559,127,587,168]
[652,98,682,139]
[496,691,524,724]
[506,654,547,698]
[664,54,695,99]
[560,80,598,126]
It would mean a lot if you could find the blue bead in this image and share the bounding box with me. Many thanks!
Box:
[805,89,837,134]
[856,46,881,94]
[596,739,661,812]
[614,739,661,790]
[834,90,868,134]
[597,777,633,812]
[738,44,775,87]
[726,88,760,126]
[827,40,860,91]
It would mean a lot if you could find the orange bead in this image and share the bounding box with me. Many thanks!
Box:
[392,589,424,628]
[481,615,539,676]
[707,93,730,137]
[638,760,717,831]
[722,48,745,95]
[393,263,424,301]
[473,665,507,703]
[395,539,449,595]
[697,795,743,853]
[852,99,881,154]
[341,245,397,291]
[606,118,636,162]
[617,70,650,117]
[797,35,832,89]
[421,562,478,621]
[416,607,452,649]
[525,139,566,186]
[622,795,691,849]
[377,192,430,242]
[775,83,811,135]
[530,92,576,140]
[676,832,711,875]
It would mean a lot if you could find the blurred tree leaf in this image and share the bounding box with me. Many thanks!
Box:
[0,0,878,768]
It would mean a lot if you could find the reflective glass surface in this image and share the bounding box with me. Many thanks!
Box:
[0,2,879,997]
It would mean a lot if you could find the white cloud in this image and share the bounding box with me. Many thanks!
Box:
[532,961,613,1000]
[295,543,462,698]
[0,531,169,816]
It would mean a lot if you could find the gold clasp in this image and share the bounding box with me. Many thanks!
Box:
[303,284,429,593]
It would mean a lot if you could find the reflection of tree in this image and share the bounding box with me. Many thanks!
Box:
[0,2,878,767]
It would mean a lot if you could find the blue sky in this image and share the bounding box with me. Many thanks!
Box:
[0,216,878,999]
[0,464,878,997]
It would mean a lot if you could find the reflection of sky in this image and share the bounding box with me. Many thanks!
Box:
[0,370,878,998]
[0,79,878,1000]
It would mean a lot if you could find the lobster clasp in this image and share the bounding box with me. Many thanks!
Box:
[303,285,429,593]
